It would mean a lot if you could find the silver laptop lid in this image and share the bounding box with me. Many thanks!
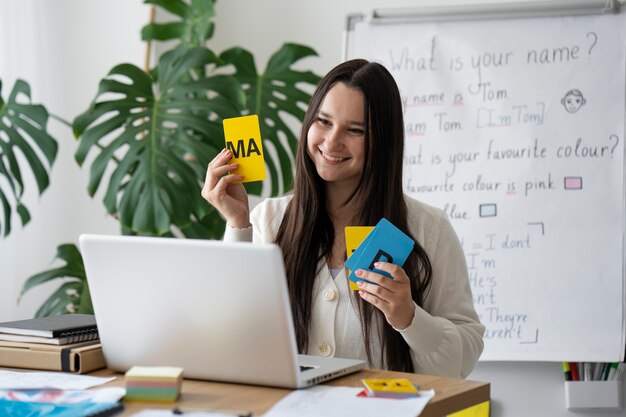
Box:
[79,234,301,387]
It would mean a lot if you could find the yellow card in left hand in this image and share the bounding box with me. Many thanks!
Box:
[223,114,266,183]
[345,226,375,290]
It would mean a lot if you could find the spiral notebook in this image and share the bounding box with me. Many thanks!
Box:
[0,314,98,345]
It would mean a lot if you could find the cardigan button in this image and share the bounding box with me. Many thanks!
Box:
[318,342,332,356]
[323,289,337,301]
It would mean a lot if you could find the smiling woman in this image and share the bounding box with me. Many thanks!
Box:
[203,59,484,378]
[306,83,366,191]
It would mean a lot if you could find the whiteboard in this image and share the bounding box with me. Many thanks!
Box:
[346,11,626,361]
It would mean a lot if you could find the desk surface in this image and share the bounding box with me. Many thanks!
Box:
[92,368,489,417]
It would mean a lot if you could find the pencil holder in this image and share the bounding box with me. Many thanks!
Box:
[564,381,623,410]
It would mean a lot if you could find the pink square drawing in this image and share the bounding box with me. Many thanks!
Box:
[564,176,583,190]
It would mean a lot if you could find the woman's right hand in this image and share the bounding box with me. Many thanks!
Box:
[201,148,251,229]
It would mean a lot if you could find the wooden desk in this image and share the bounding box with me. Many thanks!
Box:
[92,368,489,417]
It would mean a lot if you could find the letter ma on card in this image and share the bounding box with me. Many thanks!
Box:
[344,218,414,288]
[223,114,266,183]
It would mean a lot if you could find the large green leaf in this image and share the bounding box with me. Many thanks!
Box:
[74,46,244,236]
[0,79,58,238]
[220,43,320,195]
[142,0,216,48]
[19,244,91,318]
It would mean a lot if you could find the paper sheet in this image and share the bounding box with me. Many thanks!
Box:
[131,410,244,417]
[0,370,115,390]
[261,385,435,417]
[0,387,125,403]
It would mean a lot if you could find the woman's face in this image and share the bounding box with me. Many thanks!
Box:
[306,82,366,190]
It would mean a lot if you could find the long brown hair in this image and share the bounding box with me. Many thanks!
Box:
[274,59,432,372]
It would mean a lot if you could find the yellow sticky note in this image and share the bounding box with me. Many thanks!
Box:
[223,114,266,183]
[345,226,374,290]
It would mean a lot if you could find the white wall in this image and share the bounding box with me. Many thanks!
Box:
[1,0,624,416]
[0,0,147,320]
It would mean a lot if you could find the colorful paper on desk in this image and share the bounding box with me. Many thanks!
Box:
[344,218,414,289]
[0,399,123,417]
[223,114,266,183]
[0,387,125,417]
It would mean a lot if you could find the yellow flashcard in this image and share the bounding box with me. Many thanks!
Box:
[361,378,419,395]
[223,114,266,183]
[345,226,374,290]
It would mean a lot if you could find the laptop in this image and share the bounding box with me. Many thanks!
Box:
[79,234,365,388]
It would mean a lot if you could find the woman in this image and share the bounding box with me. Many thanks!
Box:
[202,59,484,378]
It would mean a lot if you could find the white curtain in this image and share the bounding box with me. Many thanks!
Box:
[0,0,148,320]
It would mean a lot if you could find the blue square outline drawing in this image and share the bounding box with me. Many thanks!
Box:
[479,203,497,217]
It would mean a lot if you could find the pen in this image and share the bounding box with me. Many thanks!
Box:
[600,363,611,381]
[562,362,572,381]
[606,363,618,381]
[568,362,579,381]
[613,363,625,381]
[592,362,603,381]
[583,362,592,381]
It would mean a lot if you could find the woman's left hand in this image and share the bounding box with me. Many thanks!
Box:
[355,262,415,330]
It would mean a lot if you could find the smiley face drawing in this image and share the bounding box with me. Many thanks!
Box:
[561,89,586,114]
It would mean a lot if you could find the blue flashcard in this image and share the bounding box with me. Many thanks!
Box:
[344,218,415,285]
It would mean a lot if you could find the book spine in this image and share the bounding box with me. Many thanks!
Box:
[59,329,99,344]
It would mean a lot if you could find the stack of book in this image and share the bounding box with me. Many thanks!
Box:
[0,314,105,373]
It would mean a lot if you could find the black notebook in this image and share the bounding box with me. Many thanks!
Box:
[0,314,98,342]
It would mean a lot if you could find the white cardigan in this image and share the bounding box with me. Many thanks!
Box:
[223,194,484,378]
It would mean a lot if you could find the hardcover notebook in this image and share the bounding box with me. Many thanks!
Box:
[79,234,366,389]
[0,314,98,345]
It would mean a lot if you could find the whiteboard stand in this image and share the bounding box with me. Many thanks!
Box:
[370,0,620,24]
[342,13,364,61]
[565,381,623,410]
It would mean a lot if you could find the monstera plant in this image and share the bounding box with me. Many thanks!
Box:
[0,80,58,238]
[16,0,320,316]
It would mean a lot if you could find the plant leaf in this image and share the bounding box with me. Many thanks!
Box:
[220,43,320,196]
[74,47,244,236]
[142,0,215,47]
[178,206,225,239]
[20,243,86,298]
[0,79,58,238]
[35,281,86,318]
[18,243,92,317]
